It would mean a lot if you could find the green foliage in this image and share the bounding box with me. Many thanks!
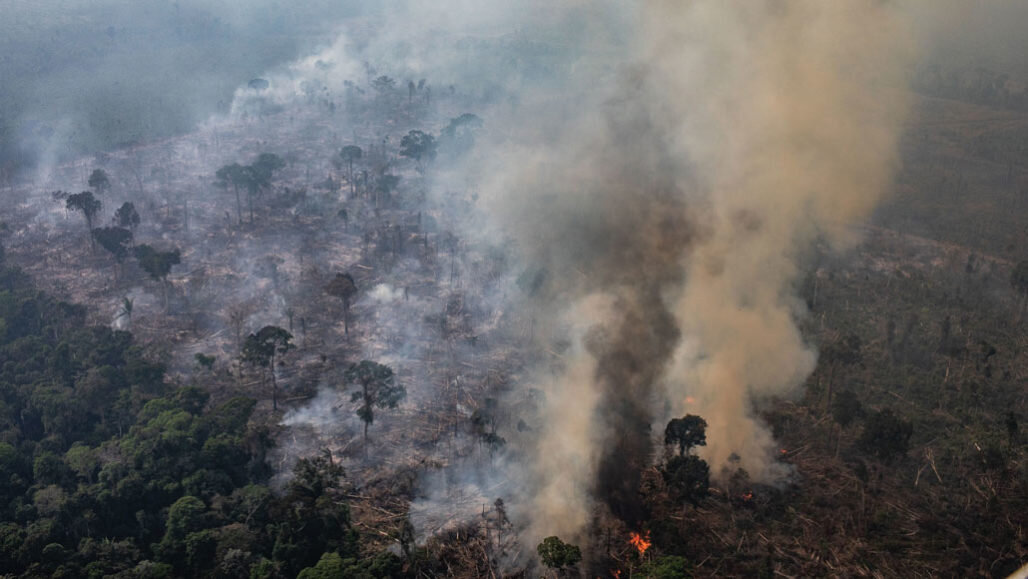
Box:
[661,455,710,507]
[858,408,913,462]
[92,226,133,262]
[345,361,406,440]
[639,555,692,578]
[114,202,140,230]
[241,326,293,369]
[87,169,110,194]
[536,536,582,570]
[195,352,216,370]
[133,244,181,282]
[399,130,437,163]
[664,415,707,456]
[65,191,102,244]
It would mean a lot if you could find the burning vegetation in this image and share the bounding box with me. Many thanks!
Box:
[0,0,1024,578]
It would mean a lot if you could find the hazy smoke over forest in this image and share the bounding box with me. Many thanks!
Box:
[242,0,920,548]
[426,0,912,544]
[9,0,1017,564]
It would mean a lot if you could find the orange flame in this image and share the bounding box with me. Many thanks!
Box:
[629,531,651,557]
[741,492,753,501]
[780,448,788,455]
[612,571,622,579]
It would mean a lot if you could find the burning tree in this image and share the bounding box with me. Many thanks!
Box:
[344,360,405,442]
[241,325,294,411]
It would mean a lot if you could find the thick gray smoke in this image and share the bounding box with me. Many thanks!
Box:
[261,0,917,550]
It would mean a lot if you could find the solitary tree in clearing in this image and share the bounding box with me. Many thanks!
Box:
[215,163,247,225]
[241,325,293,410]
[325,273,358,336]
[133,244,181,310]
[65,192,102,250]
[664,414,707,456]
[88,168,110,195]
[114,201,140,231]
[344,360,405,442]
[333,145,363,196]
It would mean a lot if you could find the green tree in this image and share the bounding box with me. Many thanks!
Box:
[664,414,707,456]
[133,244,181,310]
[639,555,691,579]
[88,168,110,195]
[241,326,293,410]
[661,455,710,507]
[92,226,133,263]
[333,146,363,196]
[536,536,581,574]
[399,130,437,165]
[65,191,102,250]
[344,361,406,442]
[114,201,140,230]
[325,273,358,336]
[215,163,247,225]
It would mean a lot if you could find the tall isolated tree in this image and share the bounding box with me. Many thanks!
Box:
[665,414,707,456]
[241,325,293,410]
[87,168,110,195]
[344,360,405,442]
[114,202,140,231]
[325,273,358,336]
[215,163,247,225]
[65,192,102,250]
[333,146,363,196]
[133,244,181,310]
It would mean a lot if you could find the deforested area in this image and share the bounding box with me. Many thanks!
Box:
[0,1,1026,578]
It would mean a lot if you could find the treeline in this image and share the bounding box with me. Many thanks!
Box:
[0,263,408,577]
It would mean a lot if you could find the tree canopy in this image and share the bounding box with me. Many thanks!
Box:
[344,360,406,441]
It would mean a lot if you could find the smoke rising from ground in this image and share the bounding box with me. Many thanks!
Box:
[455,0,915,544]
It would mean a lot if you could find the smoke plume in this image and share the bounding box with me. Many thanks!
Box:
[462,0,914,543]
